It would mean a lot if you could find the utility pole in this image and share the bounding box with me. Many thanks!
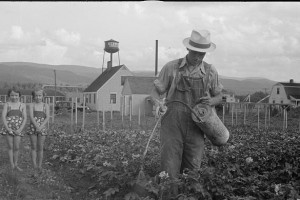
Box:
[155,40,158,76]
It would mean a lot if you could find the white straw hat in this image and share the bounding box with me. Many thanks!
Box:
[183,30,216,52]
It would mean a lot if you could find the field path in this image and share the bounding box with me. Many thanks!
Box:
[0,135,73,200]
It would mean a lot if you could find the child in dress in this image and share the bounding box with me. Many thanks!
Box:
[27,88,50,170]
[1,88,27,171]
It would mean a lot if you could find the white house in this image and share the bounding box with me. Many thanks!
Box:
[269,79,300,106]
[83,65,133,111]
[223,93,239,103]
[121,76,156,116]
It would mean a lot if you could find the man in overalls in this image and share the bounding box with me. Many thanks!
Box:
[151,29,223,196]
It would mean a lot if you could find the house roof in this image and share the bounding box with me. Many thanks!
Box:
[44,89,65,97]
[84,65,124,93]
[279,82,300,87]
[284,87,300,100]
[125,76,156,95]
[278,82,300,100]
[0,89,65,96]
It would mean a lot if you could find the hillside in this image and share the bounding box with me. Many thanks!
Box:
[0,62,100,86]
[132,70,276,95]
[0,62,277,95]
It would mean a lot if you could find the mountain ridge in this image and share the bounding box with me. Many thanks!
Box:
[0,62,277,95]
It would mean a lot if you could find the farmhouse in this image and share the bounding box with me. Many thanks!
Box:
[121,76,156,116]
[223,93,239,103]
[83,65,133,111]
[269,79,300,106]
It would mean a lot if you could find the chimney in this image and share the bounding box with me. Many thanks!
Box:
[290,79,294,83]
[107,61,112,69]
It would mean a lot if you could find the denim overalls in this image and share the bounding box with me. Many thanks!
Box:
[160,61,211,178]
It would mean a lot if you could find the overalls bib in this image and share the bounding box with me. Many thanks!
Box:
[160,61,210,178]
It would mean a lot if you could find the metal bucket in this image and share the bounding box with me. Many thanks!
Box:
[191,103,229,146]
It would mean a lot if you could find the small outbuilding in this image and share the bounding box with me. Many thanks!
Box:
[121,76,156,116]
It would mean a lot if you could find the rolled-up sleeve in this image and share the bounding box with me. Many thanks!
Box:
[209,65,223,96]
[153,64,172,95]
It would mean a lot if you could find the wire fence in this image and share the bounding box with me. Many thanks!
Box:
[1,102,300,132]
[218,102,300,131]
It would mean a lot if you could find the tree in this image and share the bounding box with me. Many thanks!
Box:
[250,91,268,103]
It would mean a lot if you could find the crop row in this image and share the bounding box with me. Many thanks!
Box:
[45,122,300,200]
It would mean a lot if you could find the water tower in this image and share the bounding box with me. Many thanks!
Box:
[102,39,120,72]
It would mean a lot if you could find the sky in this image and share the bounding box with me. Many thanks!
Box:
[0,1,300,82]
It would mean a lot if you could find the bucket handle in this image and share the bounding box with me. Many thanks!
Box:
[165,100,203,122]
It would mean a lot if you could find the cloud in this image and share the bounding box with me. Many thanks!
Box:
[0,26,46,52]
[134,3,145,16]
[118,3,130,15]
[11,26,24,40]
[176,10,189,24]
[0,2,300,82]
[54,29,81,46]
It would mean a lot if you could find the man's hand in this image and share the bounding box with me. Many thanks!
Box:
[197,92,222,106]
[155,98,167,118]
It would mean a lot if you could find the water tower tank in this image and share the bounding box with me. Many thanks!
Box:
[104,39,119,53]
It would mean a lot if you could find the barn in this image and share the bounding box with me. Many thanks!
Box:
[269,79,300,106]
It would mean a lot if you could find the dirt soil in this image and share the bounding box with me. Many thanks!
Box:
[0,135,97,200]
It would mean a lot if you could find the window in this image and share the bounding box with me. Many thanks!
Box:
[110,93,116,104]
[273,100,275,104]
[89,94,91,103]
[94,94,96,104]
[277,88,280,94]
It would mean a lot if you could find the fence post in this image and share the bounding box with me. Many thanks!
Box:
[231,103,234,126]
[138,103,141,127]
[75,97,78,127]
[235,104,238,126]
[110,100,113,129]
[82,94,86,131]
[268,105,271,127]
[102,98,105,131]
[71,98,74,131]
[222,104,225,123]
[52,97,55,123]
[257,105,260,129]
[129,97,132,128]
[46,98,50,129]
[264,105,267,129]
[285,108,288,129]
[282,109,285,130]
[299,114,300,132]
[244,103,246,125]
[97,104,99,127]
[121,96,124,128]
